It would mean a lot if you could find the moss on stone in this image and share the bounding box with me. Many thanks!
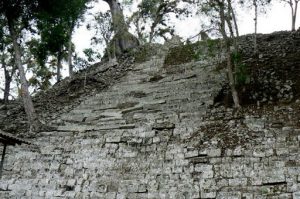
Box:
[164,44,195,66]
[133,44,162,63]
[163,39,221,67]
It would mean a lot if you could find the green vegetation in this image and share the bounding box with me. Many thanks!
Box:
[261,187,269,195]
[133,44,161,63]
[232,52,250,87]
[164,44,194,66]
[206,39,220,57]
[164,39,220,67]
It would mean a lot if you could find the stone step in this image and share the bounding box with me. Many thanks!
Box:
[57,123,136,132]
[57,124,97,132]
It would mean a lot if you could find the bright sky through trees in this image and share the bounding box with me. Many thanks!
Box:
[73,1,300,57]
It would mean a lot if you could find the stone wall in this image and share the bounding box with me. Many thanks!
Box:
[237,31,300,104]
[0,32,299,199]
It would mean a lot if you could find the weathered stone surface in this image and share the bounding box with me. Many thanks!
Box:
[1,31,300,198]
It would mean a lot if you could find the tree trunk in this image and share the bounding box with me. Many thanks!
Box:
[104,0,139,54]
[291,0,298,31]
[224,0,240,86]
[254,0,258,53]
[134,15,144,44]
[218,0,241,109]
[224,1,237,50]
[227,0,239,37]
[149,19,158,43]
[7,16,38,128]
[68,30,73,77]
[57,51,63,82]
[1,56,11,103]
[3,65,12,104]
[103,37,111,61]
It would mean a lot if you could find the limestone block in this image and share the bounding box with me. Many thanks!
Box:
[66,158,73,165]
[127,183,139,193]
[40,146,55,155]
[67,179,76,187]
[62,114,85,122]
[184,150,199,159]
[287,182,300,192]
[0,181,8,190]
[233,146,242,156]
[242,193,253,199]
[216,179,228,187]
[276,148,289,156]
[57,124,96,132]
[63,167,75,177]
[138,130,155,138]
[293,192,300,199]
[74,185,82,192]
[219,163,233,178]
[195,164,214,178]
[201,191,216,198]
[45,189,63,197]
[263,169,285,184]
[253,147,267,157]
[138,184,147,193]
[245,116,265,132]
[25,190,32,197]
[287,167,300,176]
[228,178,247,186]
[116,193,126,199]
[65,192,76,197]
[175,159,189,167]
[199,178,217,190]
[173,166,183,173]
[231,163,245,178]
[207,148,222,157]
[217,192,242,199]
[209,157,222,164]
[106,136,121,143]
[123,151,138,158]
[153,136,160,143]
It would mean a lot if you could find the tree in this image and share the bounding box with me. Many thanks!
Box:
[226,0,239,37]
[0,48,17,104]
[239,0,272,53]
[200,0,241,108]
[65,0,90,76]
[280,0,299,31]
[129,0,192,43]
[37,20,68,82]
[0,0,39,130]
[25,39,55,93]
[103,0,139,55]
[37,0,90,78]
[88,11,116,62]
[0,51,17,104]
[0,16,17,103]
[82,48,102,63]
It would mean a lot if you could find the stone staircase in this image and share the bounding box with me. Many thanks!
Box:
[1,48,300,199]
[56,55,223,136]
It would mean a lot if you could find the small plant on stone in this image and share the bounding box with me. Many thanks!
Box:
[261,187,269,195]
[232,52,250,87]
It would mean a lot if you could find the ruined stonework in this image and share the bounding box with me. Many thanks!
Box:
[0,32,300,199]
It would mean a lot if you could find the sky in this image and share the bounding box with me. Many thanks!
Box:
[73,1,300,57]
